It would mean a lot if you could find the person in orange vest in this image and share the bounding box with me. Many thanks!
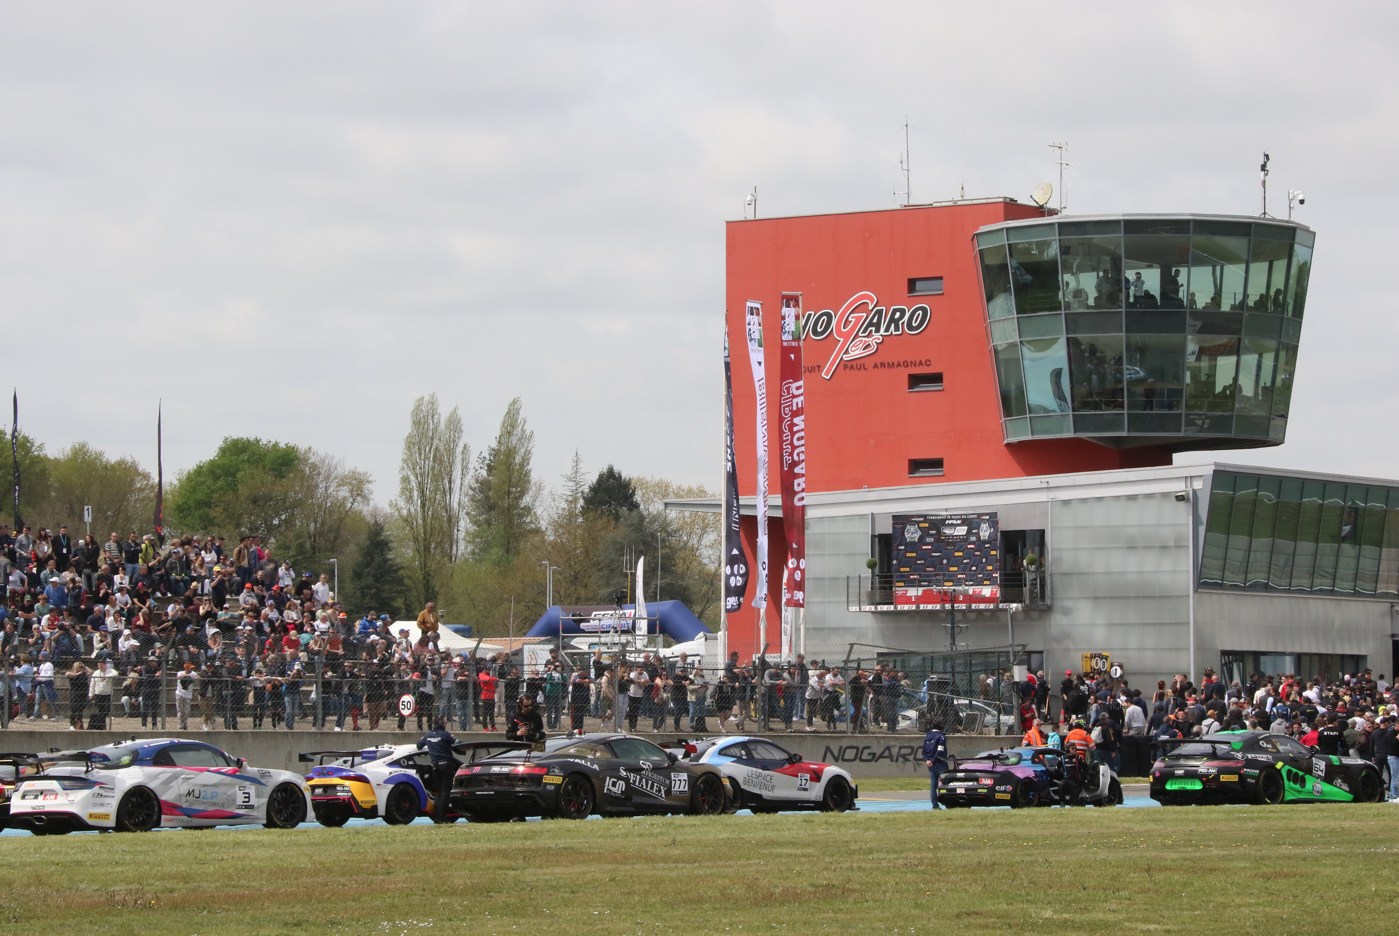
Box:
[1060,719,1096,804]
[1021,717,1047,748]
[1065,719,1096,760]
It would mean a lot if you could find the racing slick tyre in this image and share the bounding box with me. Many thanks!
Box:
[1255,768,1285,806]
[1010,778,1037,809]
[820,776,855,813]
[1357,767,1384,803]
[555,775,594,820]
[382,784,420,825]
[690,773,727,816]
[264,782,308,829]
[314,808,351,828]
[1096,778,1123,807]
[114,786,160,833]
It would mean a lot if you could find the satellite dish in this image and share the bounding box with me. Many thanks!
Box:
[1031,181,1053,207]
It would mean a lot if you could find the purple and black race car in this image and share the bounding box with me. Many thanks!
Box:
[937,746,1122,808]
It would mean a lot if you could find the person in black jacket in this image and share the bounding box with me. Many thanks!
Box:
[1372,715,1398,801]
[922,720,948,808]
[507,696,546,746]
[416,717,459,823]
[1316,713,1347,758]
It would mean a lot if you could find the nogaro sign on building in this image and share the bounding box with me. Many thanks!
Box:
[803,291,931,379]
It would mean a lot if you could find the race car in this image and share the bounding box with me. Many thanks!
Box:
[937,746,1122,808]
[301,740,528,826]
[451,733,734,821]
[7,738,312,834]
[1150,731,1385,806]
[681,736,857,812]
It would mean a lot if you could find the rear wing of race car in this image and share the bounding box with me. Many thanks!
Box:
[452,740,534,761]
[0,753,45,780]
[1155,738,1241,755]
[298,750,386,767]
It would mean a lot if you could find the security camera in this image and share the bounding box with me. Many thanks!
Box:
[1174,492,1189,502]
[1298,193,1305,205]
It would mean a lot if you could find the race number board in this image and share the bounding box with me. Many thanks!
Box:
[398,694,416,717]
[891,513,1000,609]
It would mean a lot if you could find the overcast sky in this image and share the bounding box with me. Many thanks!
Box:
[2,3,1395,504]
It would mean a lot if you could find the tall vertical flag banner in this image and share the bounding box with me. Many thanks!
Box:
[722,326,749,614]
[634,556,648,636]
[745,301,769,614]
[11,391,21,532]
[778,293,807,610]
[153,403,165,546]
[780,566,793,659]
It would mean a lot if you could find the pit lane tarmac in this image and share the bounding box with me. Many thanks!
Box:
[0,785,1162,835]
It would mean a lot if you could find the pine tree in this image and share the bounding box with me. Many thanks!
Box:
[583,465,639,522]
[345,520,407,619]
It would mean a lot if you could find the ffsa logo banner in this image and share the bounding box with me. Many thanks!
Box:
[805,291,931,379]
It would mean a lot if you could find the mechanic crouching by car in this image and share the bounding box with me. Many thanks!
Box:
[417,716,460,824]
[922,719,948,809]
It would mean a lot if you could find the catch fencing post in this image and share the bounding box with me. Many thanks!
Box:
[315,658,323,731]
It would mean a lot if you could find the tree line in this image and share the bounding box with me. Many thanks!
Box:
[9,396,719,635]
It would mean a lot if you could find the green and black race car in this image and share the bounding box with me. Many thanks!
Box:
[1150,730,1384,806]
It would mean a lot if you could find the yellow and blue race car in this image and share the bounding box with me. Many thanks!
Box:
[301,741,528,826]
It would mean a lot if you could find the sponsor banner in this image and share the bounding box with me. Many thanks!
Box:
[892,513,1000,607]
[635,556,647,636]
[778,293,806,609]
[745,301,768,610]
[780,567,792,659]
[722,326,749,614]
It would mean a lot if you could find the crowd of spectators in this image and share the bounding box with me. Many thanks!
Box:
[1008,665,1399,797]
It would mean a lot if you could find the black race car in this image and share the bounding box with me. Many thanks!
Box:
[452,733,734,821]
[1150,730,1384,806]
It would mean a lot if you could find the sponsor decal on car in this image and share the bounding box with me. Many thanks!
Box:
[621,769,668,800]
[670,773,689,795]
[1312,758,1327,779]
[542,776,562,785]
[994,793,1011,800]
[796,773,809,792]
[258,770,273,781]
[1221,774,1238,781]
[87,812,111,821]
[604,777,626,797]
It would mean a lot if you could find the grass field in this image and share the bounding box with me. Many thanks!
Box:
[2,805,1396,936]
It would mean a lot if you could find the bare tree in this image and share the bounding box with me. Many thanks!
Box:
[392,394,470,606]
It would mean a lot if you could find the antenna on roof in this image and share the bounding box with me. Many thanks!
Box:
[1047,141,1071,214]
[960,130,966,200]
[895,116,912,206]
[1259,152,1271,217]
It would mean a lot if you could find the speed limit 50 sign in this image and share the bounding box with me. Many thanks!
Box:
[398,694,416,717]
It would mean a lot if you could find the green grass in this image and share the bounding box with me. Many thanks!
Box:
[2,806,1396,935]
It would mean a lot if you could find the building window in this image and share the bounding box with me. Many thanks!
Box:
[908,276,944,296]
[908,458,944,477]
[907,371,943,392]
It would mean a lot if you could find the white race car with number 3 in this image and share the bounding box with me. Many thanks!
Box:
[8,738,311,835]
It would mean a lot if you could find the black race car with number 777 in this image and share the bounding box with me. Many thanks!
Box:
[451,733,734,821]
[1150,731,1385,806]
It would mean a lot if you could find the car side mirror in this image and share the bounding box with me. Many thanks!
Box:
[1309,745,1318,753]
[666,751,678,764]
[236,758,246,770]
[788,752,802,764]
